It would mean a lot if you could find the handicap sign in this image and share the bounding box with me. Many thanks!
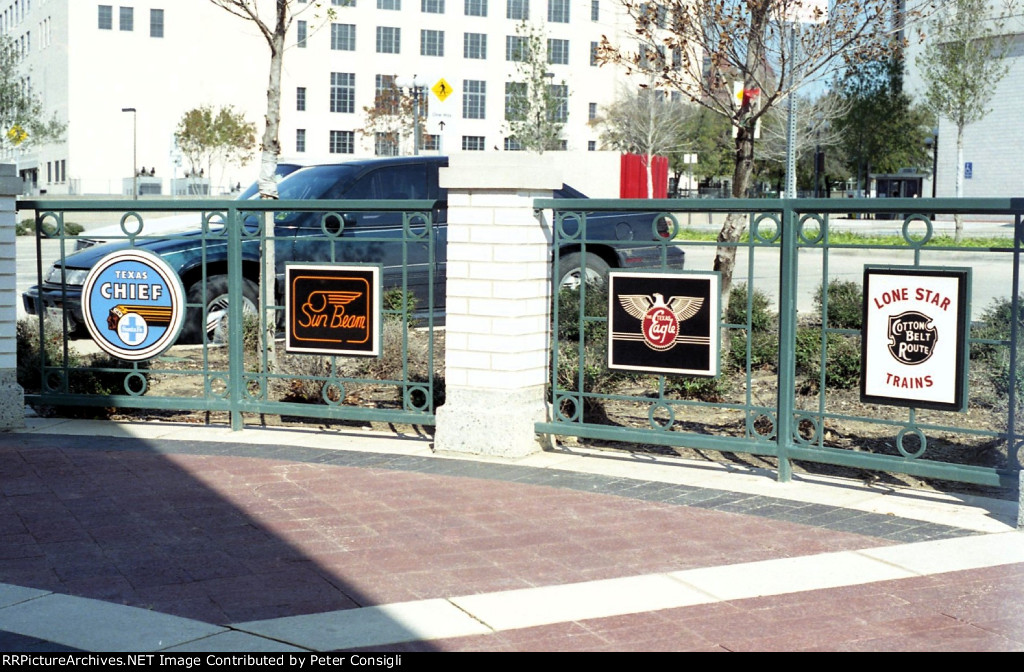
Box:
[81,250,185,361]
[964,162,973,179]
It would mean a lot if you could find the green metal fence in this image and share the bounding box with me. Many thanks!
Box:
[20,198,440,430]
[538,197,1022,490]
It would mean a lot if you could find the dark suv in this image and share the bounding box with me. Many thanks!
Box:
[24,156,685,343]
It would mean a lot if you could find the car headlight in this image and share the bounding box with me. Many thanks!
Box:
[45,266,90,286]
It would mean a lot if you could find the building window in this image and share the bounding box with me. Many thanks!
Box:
[462,79,486,119]
[547,0,568,23]
[378,0,400,8]
[119,6,133,31]
[421,0,444,12]
[149,9,163,38]
[503,137,522,151]
[505,35,527,61]
[421,29,444,56]
[296,129,306,153]
[330,130,355,154]
[504,81,525,120]
[297,20,307,47]
[98,5,112,30]
[332,0,356,5]
[464,0,486,16]
[588,102,597,120]
[375,132,399,156]
[591,0,599,21]
[375,74,398,114]
[376,26,400,53]
[330,72,355,113]
[506,0,528,20]
[331,23,355,50]
[590,41,599,66]
[548,38,568,65]
[464,32,486,59]
[588,140,596,151]
[548,83,568,122]
[297,87,307,111]
[462,136,485,151]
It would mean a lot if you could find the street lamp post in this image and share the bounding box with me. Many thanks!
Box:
[395,76,426,155]
[926,127,939,199]
[121,107,137,200]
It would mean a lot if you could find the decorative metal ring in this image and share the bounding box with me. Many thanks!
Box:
[405,384,431,411]
[792,413,821,445]
[651,212,679,241]
[203,211,229,236]
[245,376,264,400]
[44,370,66,393]
[797,213,825,245]
[648,402,675,431]
[322,380,345,406]
[403,212,431,239]
[119,212,145,237]
[38,211,62,237]
[555,393,580,422]
[320,212,346,237]
[751,213,781,243]
[124,372,147,397]
[901,214,933,247]
[555,211,585,240]
[748,411,777,439]
[240,211,264,238]
[896,427,927,459]
[207,376,229,399]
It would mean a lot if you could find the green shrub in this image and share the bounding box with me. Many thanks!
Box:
[16,317,148,412]
[815,280,863,330]
[555,337,621,423]
[971,296,1024,361]
[667,375,730,402]
[728,329,777,372]
[726,283,773,332]
[795,328,861,392]
[15,219,83,237]
[557,284,608,343]
[382,287,419,328]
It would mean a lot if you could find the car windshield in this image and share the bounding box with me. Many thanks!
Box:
[257,164,363,201]
[235,163,303,200]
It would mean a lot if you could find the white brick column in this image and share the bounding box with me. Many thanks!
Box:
[433,155,559,457]
[0,164,25,429]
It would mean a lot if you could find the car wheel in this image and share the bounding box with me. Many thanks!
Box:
[557,252,610,291]
[180,275,259,344]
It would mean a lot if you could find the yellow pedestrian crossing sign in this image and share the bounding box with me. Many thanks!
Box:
[432,78,453,102]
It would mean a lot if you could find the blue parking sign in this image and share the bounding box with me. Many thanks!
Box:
[964,162,973,179]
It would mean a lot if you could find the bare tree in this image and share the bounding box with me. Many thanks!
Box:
[359,79,427,156]
[599,0,933,294]
[598,86,695,197]
[916,0,1019,241]
[207,0,334,198]
[757,92,848,167]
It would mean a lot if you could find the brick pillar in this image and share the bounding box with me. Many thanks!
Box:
[0,164,25,428]
[433,155,558,457]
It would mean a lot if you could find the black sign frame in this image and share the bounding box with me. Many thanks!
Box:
[860,266,970,412]
[607,271,721,377]
[285,264,382,356]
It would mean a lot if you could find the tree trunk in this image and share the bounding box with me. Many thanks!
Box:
[646,153,654,198]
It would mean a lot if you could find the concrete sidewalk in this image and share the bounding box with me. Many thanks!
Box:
[0,418,1021,652]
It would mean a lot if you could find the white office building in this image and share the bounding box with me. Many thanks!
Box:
[902,5,1024,200]
[2,0,649,195]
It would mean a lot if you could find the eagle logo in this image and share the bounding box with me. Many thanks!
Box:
[619,293,704,351]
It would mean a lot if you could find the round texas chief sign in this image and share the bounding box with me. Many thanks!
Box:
[81,250,185,361]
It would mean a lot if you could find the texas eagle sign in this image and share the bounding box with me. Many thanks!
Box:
[608,272,720,376]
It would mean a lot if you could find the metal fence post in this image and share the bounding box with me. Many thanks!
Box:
[775,200,798,482]
[0,164,25,429]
